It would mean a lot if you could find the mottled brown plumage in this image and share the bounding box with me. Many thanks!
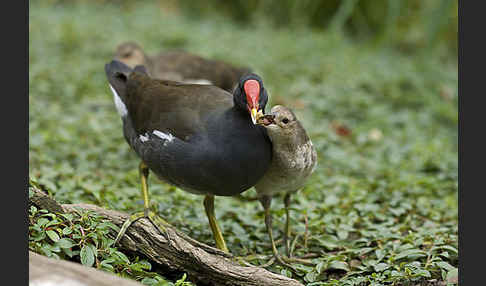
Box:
[114,42,251,92]
[255,106,317,195]
[255,105,317,266]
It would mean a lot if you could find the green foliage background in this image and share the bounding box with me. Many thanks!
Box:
[29,1,457,285]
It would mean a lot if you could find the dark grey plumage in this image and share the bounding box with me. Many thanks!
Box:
[105,60,272,252]
[105,60,272,196]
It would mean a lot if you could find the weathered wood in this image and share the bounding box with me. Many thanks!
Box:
[29,251,143,286]
[29,184,64,214]
[29,186,304,286]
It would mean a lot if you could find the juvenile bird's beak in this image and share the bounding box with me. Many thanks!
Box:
[256,113,276,126]
[251,108,264,125]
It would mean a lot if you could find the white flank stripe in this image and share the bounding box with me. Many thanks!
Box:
[109,84,127,117]
[153,130,174,142]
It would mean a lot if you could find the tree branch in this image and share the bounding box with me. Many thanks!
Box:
[29,186,304,286]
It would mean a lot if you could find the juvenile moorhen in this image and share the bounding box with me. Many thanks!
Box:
[104,60,272,252]
[114,42,252,92]
[255,105,317,265]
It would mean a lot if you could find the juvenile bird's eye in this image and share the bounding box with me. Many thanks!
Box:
[282,118,289,124]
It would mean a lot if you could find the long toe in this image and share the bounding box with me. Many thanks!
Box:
[114,211,171,245]
[146,210,171,238]
[274,254,297,272]
[258,254,297,272]
[237,253,297,272]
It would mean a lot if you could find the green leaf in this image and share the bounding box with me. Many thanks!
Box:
[32,232,46,242]
[37,218,49,227]
[46,230,60,242]
[140,277,158,285]
[373,263,389,272]
[324,194,339,205]
[60,213,74,221]
[316,261,325,274]
[46,244,61,253]
[439,251,450,258]
[395,249,426,260]
[40,212,57,219]
[41,245,53,257]
[418,269,431,278]
[316,235,340,250]
[337,229,349,240]
[45,219,60,227]
[114,251,130,264]
[175,273,188,286]
[436,261,455,271]
[304,271,318,282]
[137,260,152,271]
[130,261,151,272]
[62,247,75,258]
[446,268,458,284]
[56,238,75,249]
[375,249,386,261]
[355,247,375,256]
[438,245,458,254]
[328,261,350,272]
[390,270,403,277]
[280,268,292,278]
[100,259,114,272]
[80,244,95,267]
[62,227,73,235]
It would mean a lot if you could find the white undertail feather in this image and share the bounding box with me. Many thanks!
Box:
[153,130,175,142]
[109,82,174,145]
[109,84,127,117]
[139,134,149,142]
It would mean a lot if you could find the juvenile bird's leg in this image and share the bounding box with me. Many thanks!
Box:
[284,192,292,257]
[203,195,229,253]
[114,161,170,245]
[259,195,296,270]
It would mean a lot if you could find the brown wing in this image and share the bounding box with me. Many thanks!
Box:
[125,72,233,140]
[151,51,251,91]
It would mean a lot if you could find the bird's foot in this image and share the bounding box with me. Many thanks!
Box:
[235,254,270,267]
[236,253,297,272]
[114,209,171,245]
[261,253,297,271]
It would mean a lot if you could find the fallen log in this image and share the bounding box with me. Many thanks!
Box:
[29,186,304,286]
[29,251,143,286]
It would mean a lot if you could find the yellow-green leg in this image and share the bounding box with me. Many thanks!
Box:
[284,193,292,257]
[114,161,170,245]
[259,195,296,270]
[203,195,229,253]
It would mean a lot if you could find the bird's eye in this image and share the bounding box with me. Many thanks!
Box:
[282,118,289,124]
[122,52,132,58]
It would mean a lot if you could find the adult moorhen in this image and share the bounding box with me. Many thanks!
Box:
[104,60,272,252]
[114,42,252,92]
[255,105,317,265]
